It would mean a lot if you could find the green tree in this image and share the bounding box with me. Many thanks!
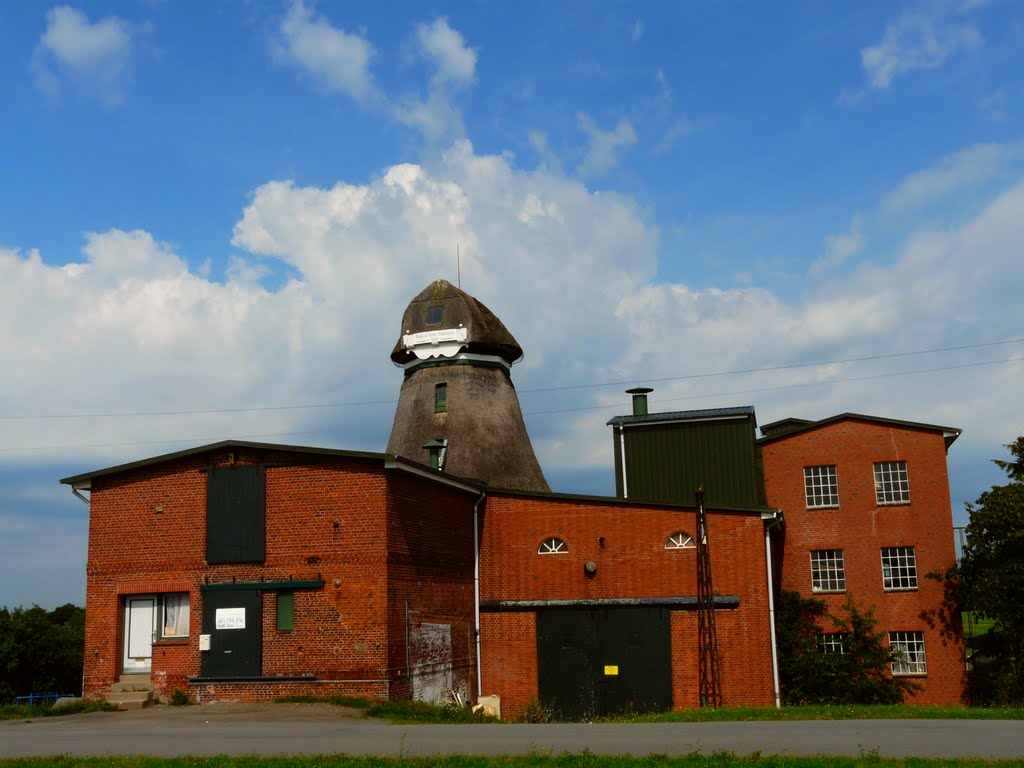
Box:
[0,604,85,702]
[954,436,1024,704]
[775,590,916,705]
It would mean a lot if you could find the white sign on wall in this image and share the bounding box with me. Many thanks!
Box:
[215,607,246,630]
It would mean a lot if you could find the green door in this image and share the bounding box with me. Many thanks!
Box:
[201,590,262,678]
[538,606,671,719]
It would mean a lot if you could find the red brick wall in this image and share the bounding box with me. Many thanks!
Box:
[478,493,776,718]
[760,419,965,704]
[385,472,478,701]
[84,447,397,701]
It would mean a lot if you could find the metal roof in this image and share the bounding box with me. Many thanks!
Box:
[757,412,962,448]
[607,405,755,427]
[59,442,409,489]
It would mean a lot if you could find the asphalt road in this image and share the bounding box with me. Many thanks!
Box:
[2,703,1023,760]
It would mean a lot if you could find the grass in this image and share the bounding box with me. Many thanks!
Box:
[615,705,1024,723]
[2,754,1024,768]
[963,612,997,639]
[0,700,113,720]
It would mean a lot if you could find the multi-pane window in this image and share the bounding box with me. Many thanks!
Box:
[538,537,567,554]
[881,546,918,590]
[804,465,839,508]
[819,633,846,654]
[889,631,927,675]
[665,531,696,549]
[810,549,846,592]
[160,593,190,639]
[874,461,910,504]
[434,383,448,413]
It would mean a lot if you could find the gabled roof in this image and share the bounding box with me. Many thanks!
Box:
[59,439,483,495]
[757,412,962,449]
[607,405,755,428]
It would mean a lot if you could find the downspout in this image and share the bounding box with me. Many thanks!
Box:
[618,426,629,499]
[72,488,90,505]
[764,511,783,708]
[473,487,486,699]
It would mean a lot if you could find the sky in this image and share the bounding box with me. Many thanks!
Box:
[1,0,1023,608]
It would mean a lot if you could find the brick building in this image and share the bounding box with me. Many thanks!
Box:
[61,281,964,714]
[759,414,965,704]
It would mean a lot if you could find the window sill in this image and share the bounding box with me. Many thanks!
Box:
[153,638,189,646]
[883,587,919,593]
[876,501,911,507]
[806,505,840,510]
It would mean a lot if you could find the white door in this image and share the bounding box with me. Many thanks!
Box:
[123,597,155,672]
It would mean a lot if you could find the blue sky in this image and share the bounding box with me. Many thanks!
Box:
[1,1,1023,608]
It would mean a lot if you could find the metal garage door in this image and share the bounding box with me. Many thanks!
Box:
[537,606,671,719]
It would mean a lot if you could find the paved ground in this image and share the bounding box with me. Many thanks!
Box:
[2,703,1024,760]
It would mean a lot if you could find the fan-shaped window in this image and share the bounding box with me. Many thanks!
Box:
[538,537,567,555]
[665,532,696,550]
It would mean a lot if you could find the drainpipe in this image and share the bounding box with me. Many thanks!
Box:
[472,487,486,699]
[618,427,629,499]
[764,511,783,708]
[71,487,90,505]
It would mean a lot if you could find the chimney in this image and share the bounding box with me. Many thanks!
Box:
[423,439,446,470]
[625,387,654,417]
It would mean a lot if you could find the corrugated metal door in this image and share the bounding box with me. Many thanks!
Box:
[537,606,671,719]
[201,590,262,678]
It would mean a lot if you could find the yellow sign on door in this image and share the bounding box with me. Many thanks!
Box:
[604,665,619,676]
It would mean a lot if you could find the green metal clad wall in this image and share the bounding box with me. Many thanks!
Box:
[618,418,761,507]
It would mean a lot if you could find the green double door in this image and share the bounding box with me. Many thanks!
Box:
[201,590,262,678]
[537,606,672,719]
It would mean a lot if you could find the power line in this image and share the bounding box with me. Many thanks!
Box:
[522,355,1024,417]
[5,354,1021,456]
[2,337,1021,422]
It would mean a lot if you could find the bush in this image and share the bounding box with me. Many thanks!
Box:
[775,590,917,705]
[168,689,191,706]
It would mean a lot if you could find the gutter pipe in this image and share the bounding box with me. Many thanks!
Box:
[764,511,783,708]
[473,487,486,699]
[618,427,629,499]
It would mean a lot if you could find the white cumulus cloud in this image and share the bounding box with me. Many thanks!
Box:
[576,112,638,178]
[859,9,982,91]
[32,5,133,105]
[274,0,378,103]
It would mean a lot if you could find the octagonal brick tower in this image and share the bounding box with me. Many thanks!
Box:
[386,279,550,492]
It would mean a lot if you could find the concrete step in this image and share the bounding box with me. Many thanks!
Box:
[106,689,155,710]
[118,674,152,685]
[111,681,153,693]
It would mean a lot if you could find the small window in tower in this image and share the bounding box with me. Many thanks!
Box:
[434,383,448,413]
[426,305,444,325]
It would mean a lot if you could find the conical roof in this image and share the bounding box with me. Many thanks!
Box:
[390,279,524,365]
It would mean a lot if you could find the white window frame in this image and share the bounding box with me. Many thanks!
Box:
[159,593,190,639]
[665,531,696,550]
[538,537,568,555]
[819,633,846,654]
[810,549,846,593]
[804,465,839,508]
[874,460,910,505]
[881,546,918,591]
[889,631,927,675]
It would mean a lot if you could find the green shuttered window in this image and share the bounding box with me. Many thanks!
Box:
[206,465,266,564]
[276,591,294,631]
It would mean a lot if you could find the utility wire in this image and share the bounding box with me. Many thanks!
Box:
[2,337,1021,421]
[4,354,1021,456]
[522,355,1024,417]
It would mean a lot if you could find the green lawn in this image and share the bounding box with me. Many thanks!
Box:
[0,701,112,721]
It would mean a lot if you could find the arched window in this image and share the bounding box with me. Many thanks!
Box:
[665,531,696,550]
[538,537,568,555]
